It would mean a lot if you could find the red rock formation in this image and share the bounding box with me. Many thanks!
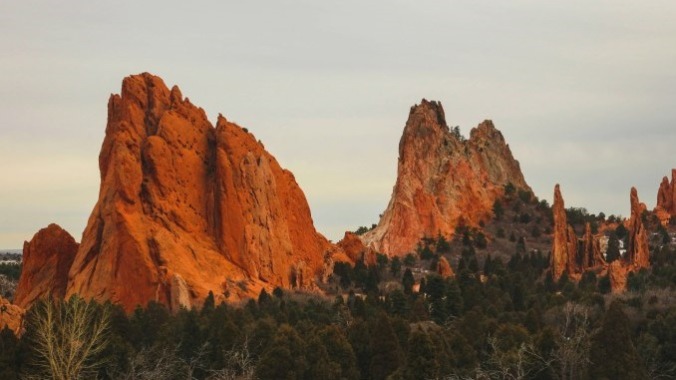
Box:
[627,187,650,269]
[362,100,530,256]
[581,222,605,270]
[0,296,24,335]
[608,260,629,293]
[436,256,454,278]
[551,185,579,280]
[55,73,336,312]
[14,224,79,309]
[550,186,651,292]
[655,169,676,225]
[337,232,367,263]
[364,249,378,268]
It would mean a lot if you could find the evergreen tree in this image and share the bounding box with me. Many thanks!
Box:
[606,234,621,263]
[200,291,215,317]
[403,331,439,380]
[305,336,340,380]
[257,324,308,380]
[402,269,415,295]
[445,278,464,317]
[390,256,402,276]
[436,234,451,253]
[426,276,447,324]
[348,319,372,378]
[0,327,20,379]
[388,289,409,318]
[320,325,359,380]
[589,302,648,380]
[369,313,404,380]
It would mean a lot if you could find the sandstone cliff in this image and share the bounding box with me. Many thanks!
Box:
[550,185,579,281]
[14,224,79,309]
[32,73,339,312]
[0,296,24,335]
[436,256,455,279]
[336,232,368,264]
[655,169,676,225]
[549,186,649,292]
[581,222,604,270]
[362,100,530,256]
[627,187,650,269]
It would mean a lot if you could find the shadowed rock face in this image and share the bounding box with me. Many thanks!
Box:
[14,224,79,309]
[39,73,339,312]
[362,99,530,256]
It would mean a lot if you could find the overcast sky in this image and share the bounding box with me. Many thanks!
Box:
[1,1,675,248]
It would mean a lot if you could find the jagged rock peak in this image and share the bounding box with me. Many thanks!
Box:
[628,187,650,268]
[27,72,342,312]
[581,222,605,270]
[14,224,79,309]
[655,169,676,225]
[550,184,578,281]
[437,256,455,279]
[361,99,530,256]
[409,99,447,130]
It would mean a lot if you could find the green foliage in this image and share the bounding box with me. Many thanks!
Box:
[606,234,621,263]
[369,313,404,380]
[0,263,21,281]
[615,223,629,240]
[404,331,439,379]
[389,256,402,276]
[589,302,649,380]
[475,232,487,249]
[518,189,533,203]
[354,225,375,235]
[257,324,307,379]
[403,253,416,267]
[3,229,676,380]
[504,182,516,196]
[436,234,451,253]
[493,200,504,220]
[402,268,415,295]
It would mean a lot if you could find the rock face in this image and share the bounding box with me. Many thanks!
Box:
[337,232,368,263]
[49,73,336,312]
[581,222,604,270]
[549,186,649,292]
[14,224,79,309]
[0,296,24,335]
[627,187,650,269]
[436,256,454,278]
[655,169,676,225]
[551,185,579,281]
[608,260,629,293]
[362,100,530,256]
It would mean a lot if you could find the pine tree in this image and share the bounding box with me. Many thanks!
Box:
[257,324,308,380]
[320,325,359,380]
[402,268,415,295]
[369,313,404,380]
[404,331,439,380]
[589,301,648,380]
[426,276,447,324]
